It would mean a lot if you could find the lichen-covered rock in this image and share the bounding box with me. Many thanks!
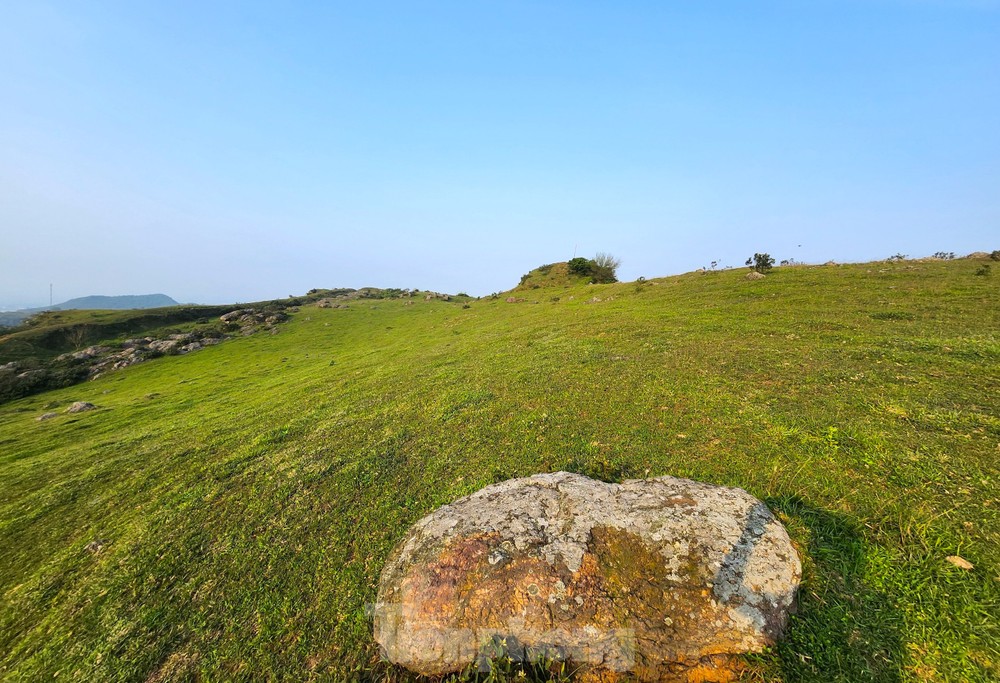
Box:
[374,472,800,682]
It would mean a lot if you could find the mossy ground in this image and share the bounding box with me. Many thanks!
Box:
[0,259,997,681]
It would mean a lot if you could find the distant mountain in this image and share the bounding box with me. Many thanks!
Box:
[0,294,179,328]
[51,294,179,311]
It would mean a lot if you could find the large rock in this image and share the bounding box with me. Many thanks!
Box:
[374,472,800,682]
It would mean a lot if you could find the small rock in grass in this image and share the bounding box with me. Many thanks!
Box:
[946,555,974,570]
[746,271,766,280]
[85,539,107,554]
[37,412,59,421]
[66,401,97,413]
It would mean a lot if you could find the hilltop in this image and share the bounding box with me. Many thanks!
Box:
[0,257,997,681]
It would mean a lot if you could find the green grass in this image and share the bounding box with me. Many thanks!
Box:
[0,305,241,364]
[0,259,998,681]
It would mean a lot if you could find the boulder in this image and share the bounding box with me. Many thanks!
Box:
[65,401,96,413]
[745,271,766,281]
[148,339,181,354]
[220,309,253,323]
[36,412,58,421]
[374,472,800,682]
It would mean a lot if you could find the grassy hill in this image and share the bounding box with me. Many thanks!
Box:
[0,258,998,681]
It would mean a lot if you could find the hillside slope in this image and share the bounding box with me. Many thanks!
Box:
[0,259,998,681]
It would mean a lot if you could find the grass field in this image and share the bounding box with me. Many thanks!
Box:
[0,258,997,681]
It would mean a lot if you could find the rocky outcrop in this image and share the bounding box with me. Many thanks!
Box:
[745,271,766,281]
[62,308,285,379]
[374,472,800,682]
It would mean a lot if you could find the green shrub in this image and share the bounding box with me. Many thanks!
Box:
[975,264,992,277]
[746,253,775,274]
[567,257,592,277]
[567,254,621,284]
[590,252,621,283]
[990,250,1000,261]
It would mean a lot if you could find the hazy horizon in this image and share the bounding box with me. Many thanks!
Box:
[3,1,998,310]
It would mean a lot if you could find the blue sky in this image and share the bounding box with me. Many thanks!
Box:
[2,1,998,307]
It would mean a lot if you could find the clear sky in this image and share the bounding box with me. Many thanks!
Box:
[2,1,998,308]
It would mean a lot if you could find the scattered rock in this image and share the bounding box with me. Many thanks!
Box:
[374,472,801,681]
[66,402,97,413]
[946,555,974,570]
[587,296,602,303]
[745,271,766,280]
[824,260,837,266]
[37,412,58,421]
[56,346,112,362]
[84,539,107,554]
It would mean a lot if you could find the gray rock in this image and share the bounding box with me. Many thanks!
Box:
[37,412,59,421]
[745,271,766,280]
[148,339,181,354]
[220,309,253,323]
[65,401,97,413]
[374,472,800,681]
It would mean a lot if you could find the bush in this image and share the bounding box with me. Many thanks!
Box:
[567,257,592,277]
[746,253,775,274]
[567,254,621,284]
[591,252,621,283]
[975,264,992,277]
[933,251,956,260]
[990,250,1000,261]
